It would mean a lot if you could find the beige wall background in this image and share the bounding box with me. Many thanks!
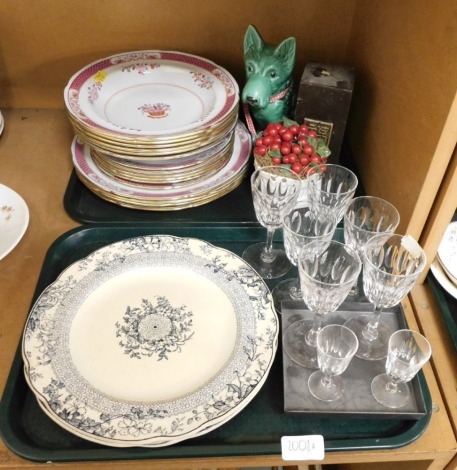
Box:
[0,0,456,243]
[0,0,356,108]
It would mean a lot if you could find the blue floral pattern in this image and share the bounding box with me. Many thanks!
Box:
[22,235,278,447]
[115,297,194,360]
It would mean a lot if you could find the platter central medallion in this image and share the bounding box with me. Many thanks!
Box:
[116,297,194,360]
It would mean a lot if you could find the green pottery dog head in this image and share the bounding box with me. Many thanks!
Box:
[242,25,296,130]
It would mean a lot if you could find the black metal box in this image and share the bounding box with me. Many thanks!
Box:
[294,62,355,164]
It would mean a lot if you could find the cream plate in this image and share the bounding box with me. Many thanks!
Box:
[23,235,278,447]
[430,259,457,299]
[0,183,29,260]
[64,50,239,137]
[71,121,251,200]
[437,221,457,285]
[0,110,4,136]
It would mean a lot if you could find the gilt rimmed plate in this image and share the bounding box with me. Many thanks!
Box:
[0,183,29,260]
[437,222,457,285]
[64,50,239,138]
[71,121,251,201]
[22,235,278,447]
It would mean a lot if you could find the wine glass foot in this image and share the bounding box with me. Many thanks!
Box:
[308,370,344,401]
[242,242,292,279]
[344,314,392,361]
[271,277,304,313]
[283,319,319,369]
[371,373,410,408]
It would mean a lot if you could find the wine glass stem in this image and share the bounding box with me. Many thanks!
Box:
[261,228,276,263]
[321,373,335,389]
[362,306,383,342]
[386,378,400,394]
[289,281,303,300]
[305,313,323,348]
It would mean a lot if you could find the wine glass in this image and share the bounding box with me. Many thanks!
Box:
[308,324,359,401]
[242,166,301,279]
[344,233,427,361]
[344,196,400,298]
[282,240,361,369]
[307,164,358,223]
[371,329,431,408]
[271,203,337,312]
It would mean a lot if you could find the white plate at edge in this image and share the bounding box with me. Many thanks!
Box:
[0,183,29,260]
[430,259,457,300]
[437,221,457,285]
[0,110,4,136]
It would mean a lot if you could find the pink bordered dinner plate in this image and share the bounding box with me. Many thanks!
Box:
[71,121,251,201]
[64,50,239,138]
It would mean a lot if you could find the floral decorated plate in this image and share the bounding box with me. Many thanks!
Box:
[0,183,29,260]
[22,235,278,447]
[64,50,239,138]
[437,221,457,285]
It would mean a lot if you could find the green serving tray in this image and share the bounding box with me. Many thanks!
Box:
[63,138,365,226]
[63,169,260,225]
[0,225,431,463]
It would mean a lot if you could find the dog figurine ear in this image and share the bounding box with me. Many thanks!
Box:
[274,37,296,74]
[244,25,265,55]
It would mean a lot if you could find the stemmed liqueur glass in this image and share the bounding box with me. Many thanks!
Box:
[344,196,400,298]
[307,164,358,223]
[242,166,301,279]
[308,324,359,402]
[344,233,427,361]
[282,240,361,369]
[271,203,337,312]
[371,329,431,408]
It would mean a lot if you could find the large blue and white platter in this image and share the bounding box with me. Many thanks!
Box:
[22,235,278,447]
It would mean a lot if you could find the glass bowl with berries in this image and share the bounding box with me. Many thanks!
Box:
[253,118,331,202]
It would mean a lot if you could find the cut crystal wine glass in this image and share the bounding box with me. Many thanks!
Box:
[344,196,400,298]
[371,329,431,408]
[282,240,361,369]
[308,324,359,402]
[307,164,358,223]
[242,166,301,279]
[271,203,337,312]
[344,233,427,361]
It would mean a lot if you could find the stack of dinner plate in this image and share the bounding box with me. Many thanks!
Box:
[64,50,251,210]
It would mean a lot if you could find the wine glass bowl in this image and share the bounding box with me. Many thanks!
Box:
[308,324,359,401]
[371,329,431,408]
[344,196,400,259]
[242,166,301,279]
[282,240,361,369]
[344,233,427,361]
[271,203,337,312]
[344,196,400,298]
[307,164,358,223]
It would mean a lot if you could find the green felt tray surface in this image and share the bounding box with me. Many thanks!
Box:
[63,169,260,225]
[0,225,432,463]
